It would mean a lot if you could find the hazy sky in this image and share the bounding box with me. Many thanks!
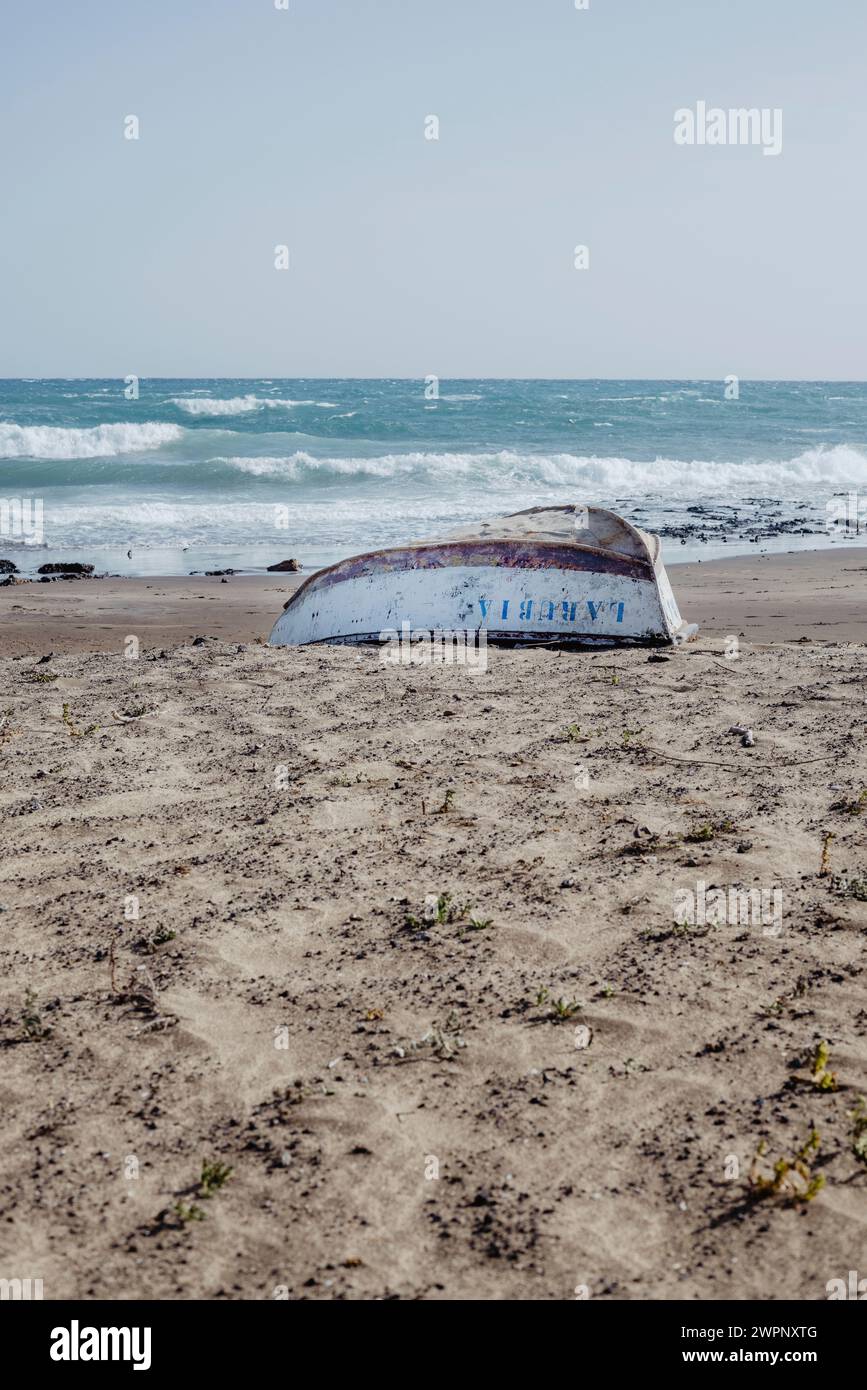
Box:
[1,0,864,378]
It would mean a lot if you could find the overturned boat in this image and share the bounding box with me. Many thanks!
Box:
[268,505,697,649]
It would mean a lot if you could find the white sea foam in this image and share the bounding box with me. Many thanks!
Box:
[172,396,337,416]
[215,444,867,494]
[172,395,261,416]
[0,420,184,459]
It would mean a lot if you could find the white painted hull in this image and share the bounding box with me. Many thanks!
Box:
[271,561,691,646]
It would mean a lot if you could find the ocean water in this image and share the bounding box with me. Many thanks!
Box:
[1,378,866,575]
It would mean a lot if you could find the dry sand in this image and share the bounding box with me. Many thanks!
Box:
[0,548,865,1300]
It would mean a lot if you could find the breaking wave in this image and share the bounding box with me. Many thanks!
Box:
[216,443,867,494]
[0,421,184,460]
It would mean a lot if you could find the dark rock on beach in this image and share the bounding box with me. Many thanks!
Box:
[37,562,95,576]
[267,558,302,572]
[0,559,17,575]
[657,501,822,548]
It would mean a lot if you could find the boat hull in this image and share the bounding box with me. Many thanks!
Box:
[269,538,695,648]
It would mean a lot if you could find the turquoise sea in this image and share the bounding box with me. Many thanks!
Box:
[1,378,865,575]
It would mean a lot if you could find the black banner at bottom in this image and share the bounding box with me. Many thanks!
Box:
[6,1297,861,1375]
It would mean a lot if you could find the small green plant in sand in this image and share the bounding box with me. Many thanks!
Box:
[763,975,812,1018]
[684,818,737,844]
[810,1040,838,1092]
[564,723,588,743]
[686,822,715,842]
[561,724,602,743]
[620,727,644,747]
[762,996,784,1019]
[550,997,581,1020]
[21,987,50,1040]
[405,891,481,931]
[436,788,456,814]
[431,892,459,925]
[332,771,364,787]
[406,892,454,927]
[534,987,550,1007]
[173,1201,205,1225]
[465,915,494,931]
[748,1128,825,1206]
[265,1080,323,1113]
[171,1159,233,1226]
[199,1158,233,1198]
[851,1097,867,1166]
[61,703,99,738]
[29,669,59,683]
[393,1010,466,1061]
[140,926,176,953]
[830,871,867,901]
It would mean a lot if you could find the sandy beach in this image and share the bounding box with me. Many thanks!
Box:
[1,547,865,1301]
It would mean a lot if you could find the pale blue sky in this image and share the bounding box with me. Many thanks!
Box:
[1,0,864,377]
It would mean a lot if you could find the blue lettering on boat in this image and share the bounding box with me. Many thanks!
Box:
[478,597,626,624]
